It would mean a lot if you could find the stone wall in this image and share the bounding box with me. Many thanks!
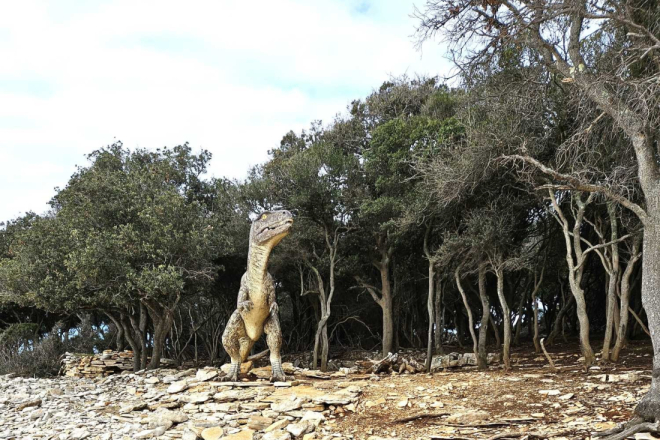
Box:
[60,350,175,377]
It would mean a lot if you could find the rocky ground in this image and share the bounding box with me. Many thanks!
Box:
[0,342,653,440]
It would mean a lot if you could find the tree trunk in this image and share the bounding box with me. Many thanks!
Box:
[111,312,141,372]
[477,261,489,370]
[612,236,642,361]
[526,266,545,352]
[128,307,148,370]
[149,314,173,370]
[455,306,465,348]
[548,190,595,365]
[547,292,575,346]
[381,283,394,357]
[143,296,178,370]
[434,277,444,354]
[489,313,501,348]
[115,319,125,351]
[455,265,478,360]
[358,236,394,358]
[495,267,511,370]
[146,302,175,370]
[602,202,620,361]
[633,208,660,420]
[379,244,395,357]
[424,225,436,372]
[513,290,527,346]
[425,259,435,372]
[311,267,329,371]
[532,289,540,353]
[602,272,618,361]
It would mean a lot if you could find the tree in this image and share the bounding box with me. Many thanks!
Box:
[2,143,229,370]
[417,0,660,427]
[248,126,358,371]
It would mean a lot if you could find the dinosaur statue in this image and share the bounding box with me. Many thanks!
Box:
[222,210,293,382]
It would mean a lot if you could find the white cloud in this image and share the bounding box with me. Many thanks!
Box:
[0,0,451,222]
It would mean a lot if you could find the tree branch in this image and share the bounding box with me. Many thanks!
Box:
[502,154,649,224]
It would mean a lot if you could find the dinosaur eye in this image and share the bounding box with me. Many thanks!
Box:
[261,214,268,220]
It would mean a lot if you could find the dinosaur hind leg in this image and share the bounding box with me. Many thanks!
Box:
[264,312,286,382]
[221,310,247,382]
[240,338,255,363]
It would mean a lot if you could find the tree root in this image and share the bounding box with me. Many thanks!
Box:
[539,338,557,372]
[594,418,659,440]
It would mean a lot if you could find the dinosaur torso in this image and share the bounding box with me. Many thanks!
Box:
[241,269,274,340]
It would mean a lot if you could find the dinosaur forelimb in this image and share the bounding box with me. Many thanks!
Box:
[238,300,253,313]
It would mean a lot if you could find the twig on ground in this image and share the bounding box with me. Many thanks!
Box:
[486,432,525,440]
[487,430,577,440]
[430,436,473,440]
[215,381,278,387]
[441,422,513,428]
[392,412,449,423]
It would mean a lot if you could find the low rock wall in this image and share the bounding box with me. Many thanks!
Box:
[60,350,174,377]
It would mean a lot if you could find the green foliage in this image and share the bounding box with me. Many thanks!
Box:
[2,143,232,316]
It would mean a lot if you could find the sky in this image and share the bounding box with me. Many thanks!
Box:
[0,0,451,223]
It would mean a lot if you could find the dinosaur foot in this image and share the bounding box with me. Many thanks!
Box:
[270,373,289,383]
[222,363,240,382]
[221,374,239,382]
[270,364,288,383]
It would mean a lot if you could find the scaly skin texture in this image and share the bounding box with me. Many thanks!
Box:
[221,210,293,382]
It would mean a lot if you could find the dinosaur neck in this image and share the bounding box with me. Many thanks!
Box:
[246,241,272,298]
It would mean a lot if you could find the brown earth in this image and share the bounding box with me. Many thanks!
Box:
[324,341,653,439]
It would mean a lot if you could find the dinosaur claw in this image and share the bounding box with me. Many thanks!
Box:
[238,300,254,313]
[270,373,287,383]
[222,373,239,382]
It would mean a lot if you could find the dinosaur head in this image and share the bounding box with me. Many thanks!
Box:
[250,210,294,248]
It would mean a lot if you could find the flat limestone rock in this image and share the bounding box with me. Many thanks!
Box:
[265,419,290,432]
[287,421,310,437]
[251,366,273,380]
[312,393,355,405]
[148,408,188,425]
[69,428,91,439]
[214,389,258,402]
[119,401,147,413]
[263,430,293,440]
[264,386,327,403]
[201,426,224,440]
[225,429,255,440]
[221,361,254,376]
[196,369,219,382]
[182,392,211,403]
[247,415,274,430]
[134,426,167,439]
[301,411,325,427]
[167,380,188,394]
[445,409,490,424]
[272,398,303,412]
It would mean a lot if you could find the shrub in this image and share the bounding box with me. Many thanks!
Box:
[0,322,70,377]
